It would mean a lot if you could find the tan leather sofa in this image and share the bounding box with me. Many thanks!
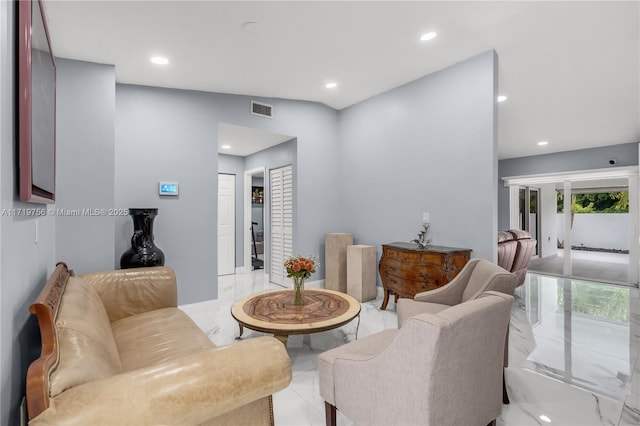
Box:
[26,263,292,425]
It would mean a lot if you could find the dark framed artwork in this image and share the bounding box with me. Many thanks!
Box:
[18,0,57,203]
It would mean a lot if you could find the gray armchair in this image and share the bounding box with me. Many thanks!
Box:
[318,291,514,426]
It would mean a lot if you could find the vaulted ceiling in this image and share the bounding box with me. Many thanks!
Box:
[44,1,639,159]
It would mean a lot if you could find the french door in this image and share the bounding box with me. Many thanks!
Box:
[217,174,235,276]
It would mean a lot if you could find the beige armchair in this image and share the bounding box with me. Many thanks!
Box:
[396,259,517,327]
[318,291,514,426]
[397,259,518,404]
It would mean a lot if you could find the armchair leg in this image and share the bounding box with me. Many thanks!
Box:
[503,368,510,404]
[325,402,337,426]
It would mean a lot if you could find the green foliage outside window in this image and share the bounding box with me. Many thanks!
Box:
[557,191,629,213]
[557,282,629,323]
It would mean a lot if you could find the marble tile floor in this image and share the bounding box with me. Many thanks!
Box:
[180,271,640,426]
[529,250,629,285]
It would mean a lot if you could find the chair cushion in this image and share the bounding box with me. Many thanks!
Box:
[397,299,449,328]
[318,329,397,405]
[112,307,215,372]
[50,277,122,397]
[497,231,515,243]
[509,229,532,240]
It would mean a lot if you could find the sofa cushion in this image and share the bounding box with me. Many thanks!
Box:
[112,307,215,372]
[50,276,122,397]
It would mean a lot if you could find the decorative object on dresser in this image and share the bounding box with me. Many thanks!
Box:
[120,208,165,269]
[412,223,432,248]
[378,242,471,310]
[325,233,353,293]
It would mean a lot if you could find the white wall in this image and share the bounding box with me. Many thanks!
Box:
[557,213,630,251]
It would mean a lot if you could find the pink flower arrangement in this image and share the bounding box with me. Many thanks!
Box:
[284,255,317,280]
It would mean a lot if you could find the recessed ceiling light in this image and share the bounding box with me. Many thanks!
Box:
[539,415,551,423]
[325,82,338,89]
[420,32,437,41]
[221,145,231,149]
[538,141,549,146]
[497,95,508,102]
[150,56,169,65]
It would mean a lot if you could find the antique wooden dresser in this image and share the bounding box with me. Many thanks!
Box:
[378,242,472,310]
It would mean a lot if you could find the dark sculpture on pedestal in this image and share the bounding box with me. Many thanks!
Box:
[120,208,165,269]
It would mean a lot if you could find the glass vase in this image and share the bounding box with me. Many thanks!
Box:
[293,276,305,306]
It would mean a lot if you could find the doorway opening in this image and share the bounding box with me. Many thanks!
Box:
[244,167,266,272]
[503,166,639,286]
[217,122,295,280]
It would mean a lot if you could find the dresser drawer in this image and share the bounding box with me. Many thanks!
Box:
[380,262,443,282]
[381,272,441,297]
[382,247,421,263]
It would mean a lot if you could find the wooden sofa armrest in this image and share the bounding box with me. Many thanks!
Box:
[79,266,177,322]
[26,262,73,421]
[30,337,292,425]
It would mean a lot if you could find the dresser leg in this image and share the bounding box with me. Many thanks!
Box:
[380,289,390,310]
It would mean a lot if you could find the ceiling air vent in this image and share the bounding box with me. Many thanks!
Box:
[251,100,273,119]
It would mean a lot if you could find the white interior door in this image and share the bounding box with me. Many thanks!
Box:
[270,165,293,286]
[218,174,235,276]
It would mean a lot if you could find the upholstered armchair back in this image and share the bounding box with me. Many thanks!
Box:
[461,260,520,302]
[320,291,514,426]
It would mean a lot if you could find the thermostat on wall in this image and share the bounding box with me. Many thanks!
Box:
[159,182,179,196]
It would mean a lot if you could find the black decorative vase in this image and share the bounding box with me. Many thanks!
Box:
[120,208,165,269]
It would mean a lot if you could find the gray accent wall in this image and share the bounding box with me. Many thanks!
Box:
[1,2,56,424]
[116,87,339,304]
[339,51,499,263]
[55,59,116,273]
[497,142,639,230]
[115,85,220,304]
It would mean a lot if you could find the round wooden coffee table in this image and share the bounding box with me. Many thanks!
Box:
[231,288,361,345]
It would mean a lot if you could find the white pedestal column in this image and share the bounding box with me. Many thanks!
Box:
[325,233,353,293]
[347,245,377,302]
